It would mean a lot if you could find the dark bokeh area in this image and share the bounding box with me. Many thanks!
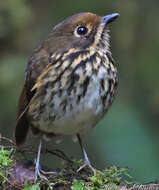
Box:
[0,0,159,183]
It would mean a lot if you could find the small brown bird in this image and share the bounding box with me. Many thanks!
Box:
[15,12,119,179]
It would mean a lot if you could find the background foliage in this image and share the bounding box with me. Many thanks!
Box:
[0,0,159,183]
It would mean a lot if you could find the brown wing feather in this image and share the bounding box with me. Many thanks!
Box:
[15,85,30,145]
[15,44,50,146]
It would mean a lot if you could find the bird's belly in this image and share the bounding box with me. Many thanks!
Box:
[28,66,116,136]
[34,85,104,135]
[49,108,102,135]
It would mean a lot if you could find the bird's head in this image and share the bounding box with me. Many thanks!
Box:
[45,12,119,54]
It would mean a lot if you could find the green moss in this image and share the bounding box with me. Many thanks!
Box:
[23,184,41,190]
[90,166,132,185]
[70,166,132,190]
[71,180,87,190]
[0,147,14,187]
[0,149,13,166]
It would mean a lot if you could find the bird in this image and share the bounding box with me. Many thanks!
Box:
[15,12,119,180]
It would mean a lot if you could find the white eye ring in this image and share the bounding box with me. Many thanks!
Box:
[74,26,88,37]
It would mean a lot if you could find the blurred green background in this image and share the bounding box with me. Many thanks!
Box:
[0,0,159,183]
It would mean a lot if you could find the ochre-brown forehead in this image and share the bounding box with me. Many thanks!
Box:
[71,13,101,26]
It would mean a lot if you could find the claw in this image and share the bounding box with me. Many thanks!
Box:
[77,162,96,175]
[35,167,57,182]
[35,164,48,182]
[40,170,57,175]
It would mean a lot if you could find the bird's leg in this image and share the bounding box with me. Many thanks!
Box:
[76,134,96,175]
[35,139,56,182]
[35,139,48,181]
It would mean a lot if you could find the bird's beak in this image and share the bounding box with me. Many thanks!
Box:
[102,13,119,25]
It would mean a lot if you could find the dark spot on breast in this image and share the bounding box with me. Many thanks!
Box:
[77,95,81,104]
[91,53,99,75]
[75,58,87,70]
[102,79,114,107]
[108,79,113,93]
[82,76,90,97]
[101,79,105,90]
[106,52,115,65]
[58,89,63,97]
[102,94,107,106]
[90,52,96,62]
[67,73,80,95]
[69,51,87,62]
[60,99,67,113]
[49,51,65,65]
[63,104,66,113]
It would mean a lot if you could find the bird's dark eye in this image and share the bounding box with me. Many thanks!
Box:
[77,26,88,35]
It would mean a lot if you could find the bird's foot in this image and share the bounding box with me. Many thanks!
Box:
[35,160,57,182]
[35,164,48,182]
[77,160,96,176]
[35,167,57,182]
